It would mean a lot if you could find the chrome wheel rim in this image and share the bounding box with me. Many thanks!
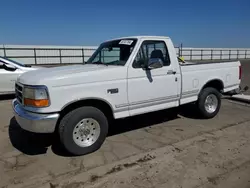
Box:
[72,118,101,147]
[204,94,218,113]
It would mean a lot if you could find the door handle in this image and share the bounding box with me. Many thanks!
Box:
[167,70,176,75]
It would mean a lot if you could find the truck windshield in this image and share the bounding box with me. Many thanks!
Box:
[87,39,137,66]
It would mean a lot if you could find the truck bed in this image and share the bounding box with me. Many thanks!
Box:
[179,60,241,105]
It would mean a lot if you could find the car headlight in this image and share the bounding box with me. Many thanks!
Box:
[23,86,50,107]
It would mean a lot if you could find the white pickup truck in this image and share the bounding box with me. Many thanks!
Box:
[13,36,241,155]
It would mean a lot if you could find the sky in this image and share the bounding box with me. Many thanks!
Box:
[0,0,249,47]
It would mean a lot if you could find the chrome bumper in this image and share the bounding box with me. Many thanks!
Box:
[12,99,60,133]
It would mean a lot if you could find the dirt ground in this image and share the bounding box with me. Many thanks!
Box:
[0,60,250,188]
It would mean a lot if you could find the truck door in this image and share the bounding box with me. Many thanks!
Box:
[127,39,180,116]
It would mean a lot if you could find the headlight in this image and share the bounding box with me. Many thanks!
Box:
[23,86,50,107]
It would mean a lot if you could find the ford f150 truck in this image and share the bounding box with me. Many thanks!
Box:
[13,36,242,155]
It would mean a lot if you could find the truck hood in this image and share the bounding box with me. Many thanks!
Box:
[17,64,127,86]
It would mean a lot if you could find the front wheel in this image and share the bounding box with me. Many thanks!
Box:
[197,87,221,118]
[58,106,108,156]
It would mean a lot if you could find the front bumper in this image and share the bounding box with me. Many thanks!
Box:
[12,99,59,133]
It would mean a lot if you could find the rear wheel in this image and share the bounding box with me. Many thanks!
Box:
[58,106,108,155]
[197,87,221,118]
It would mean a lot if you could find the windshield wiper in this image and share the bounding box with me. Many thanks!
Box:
[92,61,108,66]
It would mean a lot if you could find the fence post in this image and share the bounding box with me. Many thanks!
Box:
[229,50,231,60]
[59,49,62,64]
[220,50,222,60]
[102,50,104,62]
[34,49,37,65]
[180,43,183,57]
[201,49,203,60]
[237,49,239,59]
[245,50,247,59]
[3,45,6,57]
[190,49,192,60]
[82,48,85,63]
[211,49,213,60]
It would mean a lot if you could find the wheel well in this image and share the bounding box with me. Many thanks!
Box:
[59,99,114,123]
[202,80,224,92]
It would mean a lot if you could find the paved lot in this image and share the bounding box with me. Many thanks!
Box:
[1,99,250,188]
[0,60,249,188]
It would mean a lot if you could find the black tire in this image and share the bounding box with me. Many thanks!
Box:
[58,106,108,156]
[197,87,221,119]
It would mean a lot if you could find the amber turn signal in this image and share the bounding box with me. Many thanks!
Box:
[24,98,49,107]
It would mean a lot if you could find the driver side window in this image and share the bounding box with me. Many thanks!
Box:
[133,40,171,68]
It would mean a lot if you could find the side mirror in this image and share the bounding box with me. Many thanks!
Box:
[147,58,163,69]
[4,64,17,71]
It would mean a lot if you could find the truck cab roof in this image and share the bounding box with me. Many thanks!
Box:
[105,36,170,42]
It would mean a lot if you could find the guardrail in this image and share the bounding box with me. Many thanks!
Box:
[0,45,182,65]
[0,45,249,65]
[181,48,250,61]
[0,46,96,65]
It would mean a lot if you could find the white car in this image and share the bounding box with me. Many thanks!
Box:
[0,57,43,95]
[13,36,241,155]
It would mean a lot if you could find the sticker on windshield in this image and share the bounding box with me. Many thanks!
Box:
[119,40,133,45]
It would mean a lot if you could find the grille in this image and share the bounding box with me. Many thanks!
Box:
[15,83,23,104]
